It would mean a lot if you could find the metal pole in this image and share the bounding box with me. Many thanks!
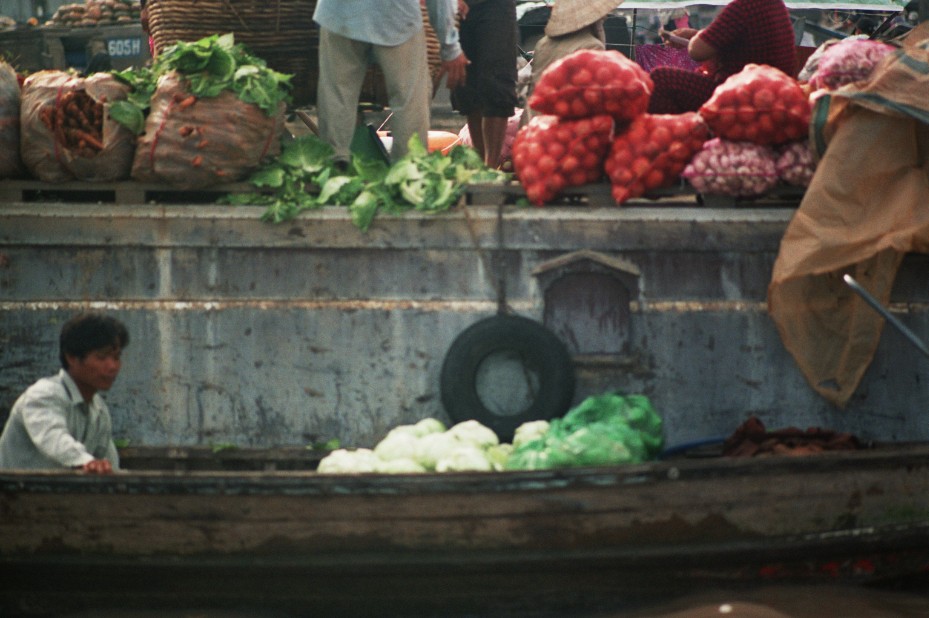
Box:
[844,275,929,359]
[631,9,637,61]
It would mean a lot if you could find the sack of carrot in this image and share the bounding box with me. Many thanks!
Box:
[130,70,286,189]
[20,70,135,182]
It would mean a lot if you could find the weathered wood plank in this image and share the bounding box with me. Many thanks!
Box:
[0,179,256,205]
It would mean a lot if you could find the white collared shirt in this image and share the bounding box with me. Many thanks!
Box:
[0,369,120,470]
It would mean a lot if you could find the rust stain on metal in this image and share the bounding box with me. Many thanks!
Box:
[631,300,768,313]
[0,300,534,313]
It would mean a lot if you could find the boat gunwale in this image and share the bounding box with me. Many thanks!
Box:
[2,441,929,497]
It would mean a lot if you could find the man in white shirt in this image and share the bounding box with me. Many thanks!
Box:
[313,0,469,162]
[0,312,128,474]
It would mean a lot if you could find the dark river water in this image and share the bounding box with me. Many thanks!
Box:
[616,585,929,617]
[58,584,929,618]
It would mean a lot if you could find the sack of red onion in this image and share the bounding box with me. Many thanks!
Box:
[604,112,709,204]
[775,140,816,187]
[698,64,810,146]
[529,49,653,122]
[512,114,615,205]
[808,38,896,91]
[682,138,778,197]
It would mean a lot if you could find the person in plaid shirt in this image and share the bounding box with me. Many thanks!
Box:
[647,0,797,114]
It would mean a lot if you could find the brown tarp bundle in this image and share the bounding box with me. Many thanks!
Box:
[768,24,929,407]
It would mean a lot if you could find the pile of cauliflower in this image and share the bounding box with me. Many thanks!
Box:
[317,418,548,474]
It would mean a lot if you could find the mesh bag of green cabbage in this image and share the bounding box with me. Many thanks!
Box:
[505,392,664,470]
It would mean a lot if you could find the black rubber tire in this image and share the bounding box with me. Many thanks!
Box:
[440,314,576,442]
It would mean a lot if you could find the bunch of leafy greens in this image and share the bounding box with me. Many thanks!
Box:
[221,135,510,231]
[109,33,291,135]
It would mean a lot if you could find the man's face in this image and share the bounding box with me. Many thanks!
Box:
[66,345,123,396]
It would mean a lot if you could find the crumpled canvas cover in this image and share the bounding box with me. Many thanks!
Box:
[767,24,929,407]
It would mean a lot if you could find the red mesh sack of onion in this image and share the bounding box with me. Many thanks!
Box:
[808,38,896,91]
[512,114,615,205]
[682,138,779,197]
[604,112,709,204]
[698,64,810,146]
[528,49,653,122]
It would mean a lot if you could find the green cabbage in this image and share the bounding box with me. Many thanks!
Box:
[506,393,665,470]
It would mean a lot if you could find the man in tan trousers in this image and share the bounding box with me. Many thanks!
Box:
[313,0,468,163]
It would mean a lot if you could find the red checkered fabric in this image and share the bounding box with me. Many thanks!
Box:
[647,0,796,114]
[700,0,797,80]
[648,67,718,114]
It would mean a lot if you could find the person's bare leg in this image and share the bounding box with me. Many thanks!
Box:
[482,116,508,169]
[467,113,485,162]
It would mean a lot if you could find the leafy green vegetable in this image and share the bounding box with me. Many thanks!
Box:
[110,33,292,134]
[505,393,665,470]
[348,189,382,231]
[317,175,365,206]
[107,100,146,135]
[222,133,510,231]
[307,438,341,451]
[278,135,334,174]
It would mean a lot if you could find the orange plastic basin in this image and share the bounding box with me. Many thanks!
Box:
[377,130,461,155]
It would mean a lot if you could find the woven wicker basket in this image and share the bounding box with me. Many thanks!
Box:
[147,0,442,108]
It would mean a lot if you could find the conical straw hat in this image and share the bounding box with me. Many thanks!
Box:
[545,0,622,38]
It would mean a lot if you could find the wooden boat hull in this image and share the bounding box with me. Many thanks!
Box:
[2,445,929,615]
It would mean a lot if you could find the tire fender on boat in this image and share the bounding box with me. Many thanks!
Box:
[440,314,576,442]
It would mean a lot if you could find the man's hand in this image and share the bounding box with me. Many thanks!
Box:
[457,0,469,19]
[81,459,113,474]
[441,52,469,90]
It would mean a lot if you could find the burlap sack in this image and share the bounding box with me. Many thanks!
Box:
[0,62,24,179]
[131,71,285,189]
[20,70,135,182]
[768,24,929,406]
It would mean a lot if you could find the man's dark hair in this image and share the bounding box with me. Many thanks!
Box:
[854,16,878,35]
[59,313,130,369]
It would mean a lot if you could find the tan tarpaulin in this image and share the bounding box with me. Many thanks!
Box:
[768,24,929,407]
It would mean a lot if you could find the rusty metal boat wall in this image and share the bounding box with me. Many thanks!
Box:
[2,190,929,449]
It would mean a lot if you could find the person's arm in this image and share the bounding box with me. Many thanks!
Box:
[100,431,121,472]
[20,390,111,473]
[688,31,718,62]
[21,393,95,466]
[81,459,113,474]
[426,0,469,89]
[660,27,698,49]
[690,0,750,62]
